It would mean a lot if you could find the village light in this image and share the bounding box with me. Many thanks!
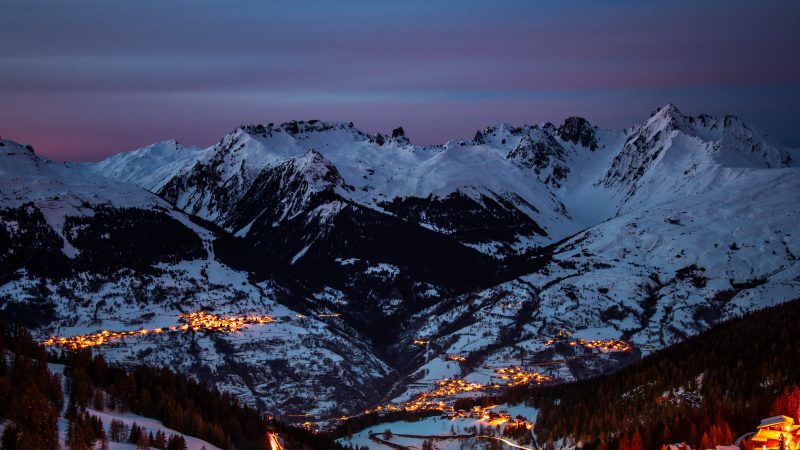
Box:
[43,311,274,349]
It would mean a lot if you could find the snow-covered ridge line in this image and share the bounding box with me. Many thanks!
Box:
[5,99,800,285]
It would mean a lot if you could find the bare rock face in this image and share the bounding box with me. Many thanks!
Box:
[557,116,598,150]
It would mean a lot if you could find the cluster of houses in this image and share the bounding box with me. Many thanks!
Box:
[663,415,800,450]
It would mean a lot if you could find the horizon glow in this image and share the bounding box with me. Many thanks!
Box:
[1,0,799,161]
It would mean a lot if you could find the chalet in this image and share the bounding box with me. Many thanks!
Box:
[750,416,800,449]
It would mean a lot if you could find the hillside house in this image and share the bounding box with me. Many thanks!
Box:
[750,416,800,449]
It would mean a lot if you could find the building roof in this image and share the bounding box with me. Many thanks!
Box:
[759,415,794,428]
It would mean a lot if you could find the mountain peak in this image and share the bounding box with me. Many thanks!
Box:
[652,103,683,117]
[0,140,42,171]
[236,120,363,140]
[279,120,356,135]
[292,149,346,189]
[135,139,190,155]
[646,103,689,131]
[0,139,36,156]
[296,148,328,166]
[388,126,411,145]
[557,116,598,150]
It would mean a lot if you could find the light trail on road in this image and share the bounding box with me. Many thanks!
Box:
[477,435,534,450]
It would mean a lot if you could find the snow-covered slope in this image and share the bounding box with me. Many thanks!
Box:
[600,104,796,214]
[389,162,799,403]
[373,107,799,403]
[0,139,167,211]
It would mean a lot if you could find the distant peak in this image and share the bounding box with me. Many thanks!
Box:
[723,114,745,128]
[370,133,386,146]
[644,103,691,133]
[473,123,526,145]
[0,139,36,156]
[285,120,358,135]
[290,149,346,189]
[653,103,683,117]
[561,116,592,128]
[236,120,362,138]
[144,139,182,150]
[557,116,598,150]
[388,126,411,145]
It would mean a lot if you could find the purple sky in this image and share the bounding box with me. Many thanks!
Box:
[1,0,799,161]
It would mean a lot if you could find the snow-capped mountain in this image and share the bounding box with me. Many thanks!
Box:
[82,139,201,191]
[2,104,798,423]
[0,138,394,419]
[92,120,575,258]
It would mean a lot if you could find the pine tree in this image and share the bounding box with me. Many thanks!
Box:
[129,423,142,444]
[167,434,188,450]
[65,390,79,421]
[700,430,712,449]
[136,431,151,450]
[109,419,124,442]
[92,386,105,411]
[771,385,800,419]
[153,430,168,449]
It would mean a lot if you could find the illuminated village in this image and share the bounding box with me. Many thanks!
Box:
[42,310,275,350]
[328,364,555,432]
[327,333,636,443]
[542,328,635,352]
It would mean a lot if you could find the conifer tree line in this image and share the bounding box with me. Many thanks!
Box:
[62,408,191,450]
[0,321,346,450]
[0,322,62,449]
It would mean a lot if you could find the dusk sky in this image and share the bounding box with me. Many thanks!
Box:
[1,0,799,161]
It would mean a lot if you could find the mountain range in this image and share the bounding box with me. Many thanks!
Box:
[1,104,798,423]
